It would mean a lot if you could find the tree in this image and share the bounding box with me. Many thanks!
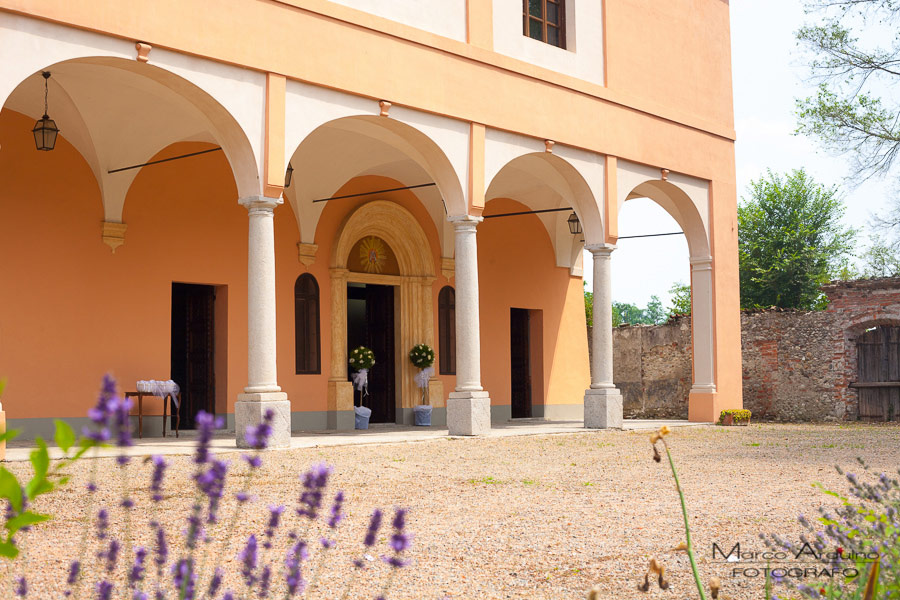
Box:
[738,169,856,309]
[584,281,593,327]
[796,0,900,183]
[861,234,900,277]
[667,282,692,318]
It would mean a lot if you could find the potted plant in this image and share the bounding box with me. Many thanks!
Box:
[349,346,376,430]
[718,408,752,426]
[409,343,435,426]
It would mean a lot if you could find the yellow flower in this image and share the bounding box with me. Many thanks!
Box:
[658,425,671,436]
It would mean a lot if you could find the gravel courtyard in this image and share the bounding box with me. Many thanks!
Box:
[5,422,899,599]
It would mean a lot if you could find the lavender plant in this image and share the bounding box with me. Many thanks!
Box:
[762,458,897,600]
[5,376,412,599]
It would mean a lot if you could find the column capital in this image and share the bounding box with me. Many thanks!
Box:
[448,214,483,231]
[585,243,617,257]
[239,195,283,213]
[690,255,713,271]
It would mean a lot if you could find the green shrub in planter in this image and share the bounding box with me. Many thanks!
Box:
[408,344,435,369]
[718,408,751,425]
[349,346,375,370]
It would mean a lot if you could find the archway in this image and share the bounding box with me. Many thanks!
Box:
[617,173,716,418]
[326,201,440,427]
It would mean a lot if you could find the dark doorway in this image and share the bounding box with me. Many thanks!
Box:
[510,308,532,418]
[856,325,900,421]
[171,283,216,429]
[347,283,396,423]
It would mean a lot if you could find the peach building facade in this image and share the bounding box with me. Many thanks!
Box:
[0,0,742,444]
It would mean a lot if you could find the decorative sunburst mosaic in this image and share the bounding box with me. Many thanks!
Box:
[358,236,388,273]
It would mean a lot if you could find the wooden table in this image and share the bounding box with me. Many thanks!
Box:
[125,391,181,438]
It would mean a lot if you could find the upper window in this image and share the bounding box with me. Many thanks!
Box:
[294,274,321,374]
[438,286,456,375]
[523,0,565,48]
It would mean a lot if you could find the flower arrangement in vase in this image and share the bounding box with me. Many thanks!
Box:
[409,344,435,426]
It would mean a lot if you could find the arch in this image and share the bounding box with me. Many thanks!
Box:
[1,56,260,223]
[285,115,465,251]
[626,179,710,259]
[327,200,439,426]
[485,152,601,274]
[294,273,321,375]
[332,200,435,277]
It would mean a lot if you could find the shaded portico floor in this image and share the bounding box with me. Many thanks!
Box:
[3,418,711,462]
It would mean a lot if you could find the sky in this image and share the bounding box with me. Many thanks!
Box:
[585,0,894,309]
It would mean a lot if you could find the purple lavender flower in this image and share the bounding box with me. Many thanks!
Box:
[258,564,272,598]
[364,509,383,547]
[328,491,345,529]
[121,497,134,509]
[284,540,308,597]
[195,459,229,523]
[86,482,97,493]
[244,409,276,450]
[243,454,262,469]
[96,508,109,540]
[263,505,286,549]
[236,491,253,503]
[150,455,167,502]
[105,539,121,572]
[207,567,224,599]
[239,534,259,588]
[186,507,204,550]
[296,464,332,520]
[132,593,148,600]
[153,524,168,574]
[171,558,196,600]
[222,592,234,600]
[67,561,80,586]
[14,576,26,597]
[96,580,113,600]
[389,508,410,553]
[129,547,147,588]
[193,411,222,465]
[320,537,335,549]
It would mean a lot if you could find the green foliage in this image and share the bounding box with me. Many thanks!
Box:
[348,345,375,370]
[408,343,435,369]
[584,281,593,328]
[717,409,752,424]
[796,1,900,181]
[0,420,93,559]
[613,296,668,325]
[860,234,900,277]
[668,282,692,318]
[738,169,855,309]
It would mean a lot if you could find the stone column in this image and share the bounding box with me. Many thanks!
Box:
[688,256,716,395]
[584,244,623,428]
[447,216,491,435]
[235,196,290,448]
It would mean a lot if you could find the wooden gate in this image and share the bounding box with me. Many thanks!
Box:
[853,326,900,421]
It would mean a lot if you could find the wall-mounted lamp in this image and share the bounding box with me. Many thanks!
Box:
[284,162,294,188]
[567,211,582,235]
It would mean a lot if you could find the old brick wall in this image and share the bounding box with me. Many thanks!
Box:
[605,277,900,421]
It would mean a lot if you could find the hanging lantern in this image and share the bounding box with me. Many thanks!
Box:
[567,211,582,235]
[284,162,294,188]
[32,71,59,151]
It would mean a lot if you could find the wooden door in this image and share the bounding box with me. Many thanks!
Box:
[856,326,900,421]
[171,283,215,429]
[510,308,532,419]
[365,284,396,423]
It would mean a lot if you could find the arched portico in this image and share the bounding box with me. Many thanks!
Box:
[326,200,441,428]
[615,168,723,421]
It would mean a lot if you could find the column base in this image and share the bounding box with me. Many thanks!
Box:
[688,388,721,422]
[235,392,290,449]
[447,391,491,436]
[327,380,355,430]
[584,387,623,429]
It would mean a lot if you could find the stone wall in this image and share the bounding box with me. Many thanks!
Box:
[606,277,900,421]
